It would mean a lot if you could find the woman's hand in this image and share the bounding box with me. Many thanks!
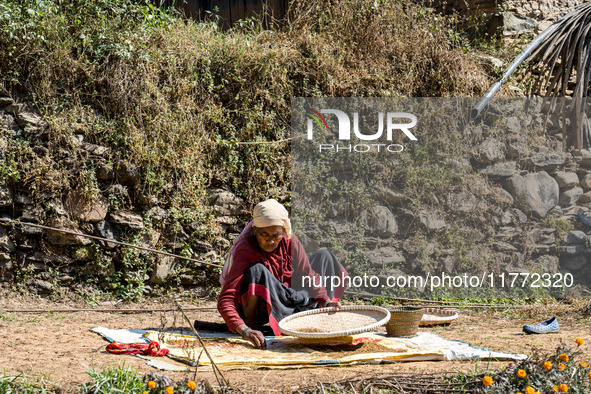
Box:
[243,329,266,349]
[324,301,341,309]
[237,324,266,349]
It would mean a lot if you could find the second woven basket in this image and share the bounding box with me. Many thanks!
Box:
[386,306,425,337]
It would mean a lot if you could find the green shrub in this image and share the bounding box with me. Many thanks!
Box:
[0,373,54,393]
[81,364,145,394]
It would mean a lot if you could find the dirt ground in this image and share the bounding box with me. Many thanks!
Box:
[1,288,590,393]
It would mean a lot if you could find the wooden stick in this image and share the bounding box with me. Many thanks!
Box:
[175,301,230,388]
[0,217,223,268]
[344,292,537,308]
[406,304,537,309]
[235,134,304,145]
[0,307,217,314]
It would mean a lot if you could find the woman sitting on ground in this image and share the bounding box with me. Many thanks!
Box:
[217,199,347,349]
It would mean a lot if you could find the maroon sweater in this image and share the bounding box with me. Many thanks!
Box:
[217,234,330,332]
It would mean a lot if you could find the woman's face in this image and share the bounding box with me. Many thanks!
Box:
[254,225,284,252]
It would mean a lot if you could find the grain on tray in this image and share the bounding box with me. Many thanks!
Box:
[297,327,327,333]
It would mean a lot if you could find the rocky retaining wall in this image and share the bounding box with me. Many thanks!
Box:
[435,0,583,35]
[0,93,251,296]
[2,97,591,298]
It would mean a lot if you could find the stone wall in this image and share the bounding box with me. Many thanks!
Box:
[0,93,251,296]
[434,0,584,35]
[505,0,582,30]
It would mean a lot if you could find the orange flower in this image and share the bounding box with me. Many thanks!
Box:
[579,361,587,368]
[543,361,552,370]
[559,353,569,362]
[525,387,535,394]
[166,387,174,394]
[559,383,568,392]
[148,381,156,389]
[552,385,559,392]
[589,371,591,378]
[142,392,149,394]
[576,338,584,346]
[558,363,566,371]
[517,369,527,378]
[187,381,197,390]
[482,376,493,386]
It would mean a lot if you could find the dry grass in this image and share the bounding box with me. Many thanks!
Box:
[0,0,491,213]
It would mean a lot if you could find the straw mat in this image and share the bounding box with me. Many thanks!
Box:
[279,305,390,338]
[91,326,528,370]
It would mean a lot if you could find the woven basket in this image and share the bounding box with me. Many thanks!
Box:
[278,305,390,338]
[419,308,458,326]
[386,306,424,337]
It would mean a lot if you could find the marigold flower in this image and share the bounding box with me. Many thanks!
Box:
[579,361,587,368]
[148,381,156,389]
[553,385,559,392]
[576,338,584,346]
[559,383,568,392]
[166,387,174,394]
[482,376,493,386]
[516,369,526,378]
[558,363,566,370]
[525,386,535,394]
[187,381,197,390]
[559,353,569,362]
[142,392,149,394]
[543,361,552,370]
[589,371,591,378]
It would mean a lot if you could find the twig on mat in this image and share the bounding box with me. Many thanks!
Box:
[175,301,230,388]
[158,310,177,345]
[194,349,204,383]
